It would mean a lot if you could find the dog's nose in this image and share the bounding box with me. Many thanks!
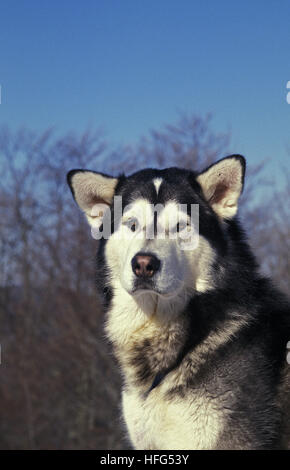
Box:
[131,253,161,278]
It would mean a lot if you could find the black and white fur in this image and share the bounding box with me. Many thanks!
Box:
[67,155,290,450]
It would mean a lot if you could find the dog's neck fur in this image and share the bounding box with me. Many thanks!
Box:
[105,282,189,385]
[104,276,250,393]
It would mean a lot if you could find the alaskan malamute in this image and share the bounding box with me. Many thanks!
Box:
[67,155,290,449]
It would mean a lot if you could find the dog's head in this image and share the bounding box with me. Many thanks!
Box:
[67,156,245,305]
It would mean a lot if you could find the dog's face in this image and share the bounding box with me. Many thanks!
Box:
[104,172,201,299]
[67,156,245,304]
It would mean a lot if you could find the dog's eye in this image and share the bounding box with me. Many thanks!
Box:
[176,222,187,233]
[123,218,139,232]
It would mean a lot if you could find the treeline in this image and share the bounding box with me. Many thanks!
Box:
[0,115,288,449]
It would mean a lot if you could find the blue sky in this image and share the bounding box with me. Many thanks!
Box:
[0,0,289,181]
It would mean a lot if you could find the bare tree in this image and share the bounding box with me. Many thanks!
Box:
[0,116,288,449]
[0,127,124,449]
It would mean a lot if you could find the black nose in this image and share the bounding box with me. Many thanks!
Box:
[131,253,161,278]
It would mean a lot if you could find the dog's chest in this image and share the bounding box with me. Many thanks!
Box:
[122,378,224,450]
[107,300,224,449]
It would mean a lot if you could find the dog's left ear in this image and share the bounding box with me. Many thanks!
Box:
[197,155,246,219]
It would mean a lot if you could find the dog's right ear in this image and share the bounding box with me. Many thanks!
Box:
[67,170,118,227]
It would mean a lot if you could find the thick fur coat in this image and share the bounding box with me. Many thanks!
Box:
[67,156,290,449]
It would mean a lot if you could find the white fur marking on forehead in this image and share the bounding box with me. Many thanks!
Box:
[153,178,163,195]
[123,199,191,231]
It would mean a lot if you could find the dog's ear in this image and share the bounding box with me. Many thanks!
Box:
[197,155,246,219]
[67,170,118,227]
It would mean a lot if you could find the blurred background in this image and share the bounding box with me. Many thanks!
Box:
[0,0,289,449]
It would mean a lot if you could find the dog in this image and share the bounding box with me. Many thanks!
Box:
[67,155,290,449]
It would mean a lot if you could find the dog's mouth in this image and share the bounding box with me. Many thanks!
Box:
[131,278,184,299]
[132,278,155,293]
